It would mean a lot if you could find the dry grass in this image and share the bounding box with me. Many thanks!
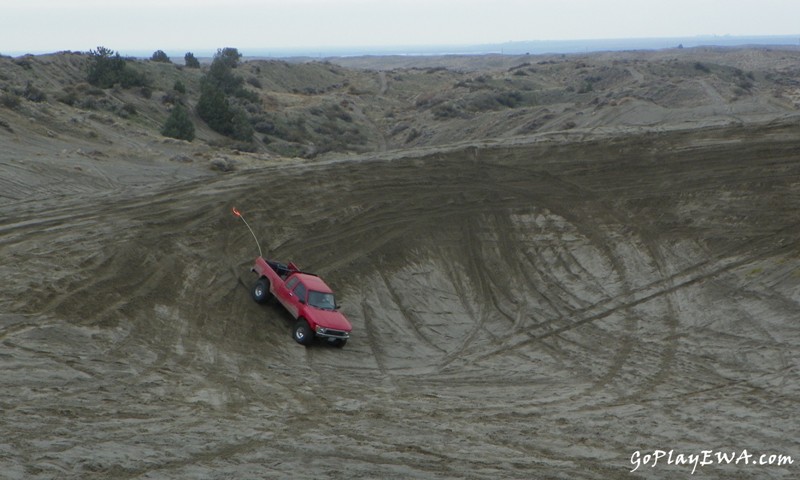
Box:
[1,47,800,159]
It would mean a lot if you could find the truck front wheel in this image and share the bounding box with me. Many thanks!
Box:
[251,278,272,304]
[293,319,314,346]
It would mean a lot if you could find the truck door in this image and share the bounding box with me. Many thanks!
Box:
[276,275,299,312]
[285,281,307,319]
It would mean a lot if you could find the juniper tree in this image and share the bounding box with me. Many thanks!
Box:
[161,104,195,141]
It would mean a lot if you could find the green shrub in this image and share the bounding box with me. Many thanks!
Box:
[57,89,78,106]
[233,88,259,104]
[78,97,98,110]
[254,121,275,134]
[495,91,523,107]
[405,128,421,143]
[229,107,254,141]
[433,103,462,119]
[161,91,182,105]
[694,62,710,73]
[76,83,105,96]
[161,104,195,141]
[118,103,137,118]
[1,92,21,109]
[87,46,148,88]
[215,47,242,69]
[197,82,230,133]
[196,47,255,142]
[184,52,200,69]
[23,82,47,102]
[206,58,244,95]
[150,50,171,63]
[14,57,33,70]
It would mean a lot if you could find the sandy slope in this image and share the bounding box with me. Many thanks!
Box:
[2,117,799,478]
[3,46,800,478]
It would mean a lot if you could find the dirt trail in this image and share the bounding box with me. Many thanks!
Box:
[2,122,799,478]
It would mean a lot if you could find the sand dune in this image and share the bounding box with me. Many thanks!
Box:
[2,49,800,478]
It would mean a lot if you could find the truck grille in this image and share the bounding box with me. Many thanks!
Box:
[324,329,348,338]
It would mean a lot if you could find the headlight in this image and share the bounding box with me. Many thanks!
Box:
[315,326,327,334]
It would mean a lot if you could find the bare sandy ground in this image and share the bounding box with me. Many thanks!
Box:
[2,51,800,478]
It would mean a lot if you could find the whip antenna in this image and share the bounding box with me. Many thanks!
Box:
[232,207,263,257]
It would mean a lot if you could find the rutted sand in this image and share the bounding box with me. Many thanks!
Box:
[2,119,799,478]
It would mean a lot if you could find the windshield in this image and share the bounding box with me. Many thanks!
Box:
[308,290,336,310]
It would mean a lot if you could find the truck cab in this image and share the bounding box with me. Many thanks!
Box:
[251,257,352,347]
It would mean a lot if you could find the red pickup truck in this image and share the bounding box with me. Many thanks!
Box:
[250,256,352,347]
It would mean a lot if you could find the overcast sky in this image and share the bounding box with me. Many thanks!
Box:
[2,0,799,55]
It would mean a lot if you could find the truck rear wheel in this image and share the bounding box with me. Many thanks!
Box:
[293,319,314,346]
[251,278,272,304]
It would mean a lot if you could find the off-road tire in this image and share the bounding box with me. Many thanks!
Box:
[251,278,272,304]
[293,319,314,346]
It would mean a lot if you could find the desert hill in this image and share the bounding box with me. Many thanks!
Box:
[2,46,800,200]
[1,47,799,479]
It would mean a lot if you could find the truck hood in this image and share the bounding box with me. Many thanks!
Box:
[308,309,352,331]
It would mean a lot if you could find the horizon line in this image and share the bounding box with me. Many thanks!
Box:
[5,33,800,58]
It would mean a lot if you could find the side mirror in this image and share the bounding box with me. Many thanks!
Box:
[335,304,341,310]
